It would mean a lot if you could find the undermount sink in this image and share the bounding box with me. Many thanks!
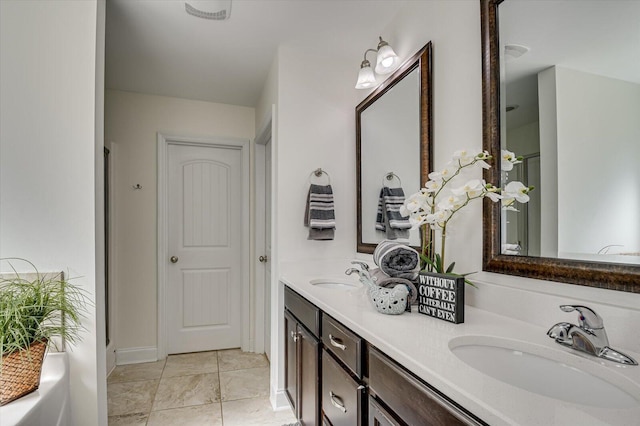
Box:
[309,278,359,290]
[449,336,640,409]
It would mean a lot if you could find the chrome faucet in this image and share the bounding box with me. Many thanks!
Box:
[345,261,371,281]
[547,305,637,365]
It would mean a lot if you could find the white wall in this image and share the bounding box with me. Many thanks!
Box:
[554,67,640,257]
[538,67,560,258]
[104,90,255,357]
[276,46,359,263]
[256,57,279,134]
[0,0,107,424]
[370,0,484,272]
[506,121,539,157]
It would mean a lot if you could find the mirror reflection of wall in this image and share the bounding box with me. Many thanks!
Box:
[500,0,640,265]
[361,68,421,247]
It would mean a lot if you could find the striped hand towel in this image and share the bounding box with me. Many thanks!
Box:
[304,184,335,240]
[375,187,411,240]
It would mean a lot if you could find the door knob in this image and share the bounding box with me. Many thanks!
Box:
[170,256,179,263]
[259,255,268,263]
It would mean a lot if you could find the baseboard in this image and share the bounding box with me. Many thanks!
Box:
[106,342,117,374]
[116,346,158,365]
[270,388,292,411]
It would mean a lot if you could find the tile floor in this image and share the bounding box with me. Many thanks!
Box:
[107,349,297,425]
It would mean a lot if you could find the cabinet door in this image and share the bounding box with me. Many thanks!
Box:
[299,324,320,426]
[322,350,364,426]
[284,311,298,417]
[369,397,401,426]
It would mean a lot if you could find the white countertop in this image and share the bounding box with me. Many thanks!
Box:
[280,259,640,426]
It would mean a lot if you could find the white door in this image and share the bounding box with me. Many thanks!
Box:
[264,137,272,359]
[167,143,243,354]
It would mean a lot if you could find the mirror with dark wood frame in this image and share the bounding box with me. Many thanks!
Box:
[480,0,640,291]
[356,42,432,254]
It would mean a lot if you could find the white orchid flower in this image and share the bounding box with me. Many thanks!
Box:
[451,179,482,197]
[423,179,441,193]
[428,209,452,223]
[428,171,443,181]
[475,159,491,169]
[402,192,430,214]
[409,214,428,229]
[453,149,475,166]
[501,149,522,171]
[437,194,464,211]
[485,191,502,202]
[440,165,457,180]
[503,181,530,203]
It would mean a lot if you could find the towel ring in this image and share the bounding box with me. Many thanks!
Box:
[382,172,402,188]
[309,168,331,185]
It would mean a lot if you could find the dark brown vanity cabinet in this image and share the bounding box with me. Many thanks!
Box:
[284,285,485,426]
[285,288,321,426]
[368,346,484,426]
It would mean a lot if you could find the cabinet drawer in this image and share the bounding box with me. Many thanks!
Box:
[368,346,484,426]
[285,286,320,337]
[322,350,365,426]
[368,397,401,426]
[322,314,363,378]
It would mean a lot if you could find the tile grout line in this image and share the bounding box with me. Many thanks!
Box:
[218,350,225,426]
[145,357,167,425]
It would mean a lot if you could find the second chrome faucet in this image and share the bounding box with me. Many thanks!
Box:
[547,305,637,365]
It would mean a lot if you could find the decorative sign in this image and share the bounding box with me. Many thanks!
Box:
[417,272,464,324]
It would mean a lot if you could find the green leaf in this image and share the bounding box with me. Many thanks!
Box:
[446,262,456,274]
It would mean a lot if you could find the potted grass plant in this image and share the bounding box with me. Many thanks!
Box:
[0,258,89,405]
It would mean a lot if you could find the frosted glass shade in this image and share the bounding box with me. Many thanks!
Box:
[375,44,398,75]
[355,65,376,89]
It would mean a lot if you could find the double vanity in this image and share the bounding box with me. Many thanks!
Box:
[280,260,640,425]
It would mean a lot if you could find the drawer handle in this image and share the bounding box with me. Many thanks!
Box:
[329,334,346,351]
[329,391,347,413]
[290,330,300,342]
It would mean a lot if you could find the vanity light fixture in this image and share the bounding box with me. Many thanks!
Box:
[374,37,399,74]
[355,36,399,89]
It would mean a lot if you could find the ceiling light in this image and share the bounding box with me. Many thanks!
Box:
[355,36,399,89]
[185,0,232,20]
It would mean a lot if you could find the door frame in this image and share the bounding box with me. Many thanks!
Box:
[254,116,272,356]
[105,142,118,374]
[157,133,250,359]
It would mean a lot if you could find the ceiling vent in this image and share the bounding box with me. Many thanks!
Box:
[185,1,232,20]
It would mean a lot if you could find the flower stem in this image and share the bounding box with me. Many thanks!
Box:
[441,224,447,273]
